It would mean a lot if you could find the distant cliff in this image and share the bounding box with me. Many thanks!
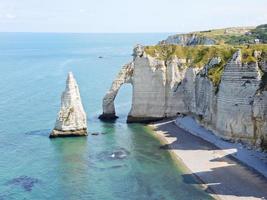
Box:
[160,24,267,45]
[100,26,267,149]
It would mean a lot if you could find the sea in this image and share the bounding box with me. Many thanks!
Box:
[0,33,213,200]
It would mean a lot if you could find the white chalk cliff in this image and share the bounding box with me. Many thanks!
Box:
[50,72,87,138]
[101,45,267,148]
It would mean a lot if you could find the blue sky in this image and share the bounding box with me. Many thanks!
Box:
[0,0,266,33]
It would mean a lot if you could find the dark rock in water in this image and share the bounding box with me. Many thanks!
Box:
[91,132,108,135]
[93,164,127,172]
[109,164,127,169]
[159,144,170,150]
[98,56,103,59]
[25,129,50,137]
[98,113,118,122]
[6,176,39,192]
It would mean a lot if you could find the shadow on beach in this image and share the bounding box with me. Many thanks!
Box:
[152,120,267,199]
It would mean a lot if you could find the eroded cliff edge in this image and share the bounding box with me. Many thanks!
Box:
[100,44,267,148]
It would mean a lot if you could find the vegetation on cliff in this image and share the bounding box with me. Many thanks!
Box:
[144,45,235,66]
[144,44,267,86]
[197,25,267,45]
[207,64,224,87]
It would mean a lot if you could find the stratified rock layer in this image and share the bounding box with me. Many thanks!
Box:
[101,45,267,148]
[50,72,87,138]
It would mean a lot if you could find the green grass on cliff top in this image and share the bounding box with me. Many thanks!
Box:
[144,44,267,86]
[144,44,267,65]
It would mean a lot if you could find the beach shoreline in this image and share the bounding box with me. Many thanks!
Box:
[148,117,267,200]
[146,121,219,200]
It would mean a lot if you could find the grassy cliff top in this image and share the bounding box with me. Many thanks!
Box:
[144,44,267,66]
[144,44,267,86]
[203,25,267,45]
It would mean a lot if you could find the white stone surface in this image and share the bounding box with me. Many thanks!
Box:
[214,50,261,141]
[50,72,87,137]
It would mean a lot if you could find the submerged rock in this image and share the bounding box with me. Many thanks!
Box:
[97,147,130,161]
[25,129,50,137]
[6,176,39,192]
[109,149,129,160]
[50,72,87,138]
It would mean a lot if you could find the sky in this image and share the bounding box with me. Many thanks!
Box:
[0,0,266,33]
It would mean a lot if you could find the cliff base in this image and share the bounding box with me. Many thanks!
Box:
[49,129,87,138]
[127,116,165,123]
[98,113,118,121]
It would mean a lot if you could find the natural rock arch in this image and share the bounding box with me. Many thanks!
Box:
[99,62,134,120]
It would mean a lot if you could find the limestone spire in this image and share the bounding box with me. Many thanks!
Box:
[50,72,87,138]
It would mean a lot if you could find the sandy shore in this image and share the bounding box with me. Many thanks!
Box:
[149,118,267,200]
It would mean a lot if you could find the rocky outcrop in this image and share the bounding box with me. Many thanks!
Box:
[101,45,267,148]
[159,33,215,46]
[50,72,87,138]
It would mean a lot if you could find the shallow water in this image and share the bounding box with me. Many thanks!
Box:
[0,33,213,200]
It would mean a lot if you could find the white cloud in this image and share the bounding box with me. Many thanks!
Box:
[5,13,17,19]
[79,9,86,13]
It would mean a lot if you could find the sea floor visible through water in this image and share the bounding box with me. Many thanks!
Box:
[0,33,213,200]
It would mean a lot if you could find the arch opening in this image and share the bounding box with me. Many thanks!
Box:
[99,62,134,121]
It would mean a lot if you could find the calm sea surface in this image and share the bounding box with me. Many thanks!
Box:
[0,33,212,200]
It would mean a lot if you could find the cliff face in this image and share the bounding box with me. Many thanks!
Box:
[101,45,267,148]
[214,50,261,141]
[253,92,267,148]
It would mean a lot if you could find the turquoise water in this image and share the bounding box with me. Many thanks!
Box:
[0,33,212,200]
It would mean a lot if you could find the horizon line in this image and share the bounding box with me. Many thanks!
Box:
[0,23,261,35]
[0,31,176,34]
